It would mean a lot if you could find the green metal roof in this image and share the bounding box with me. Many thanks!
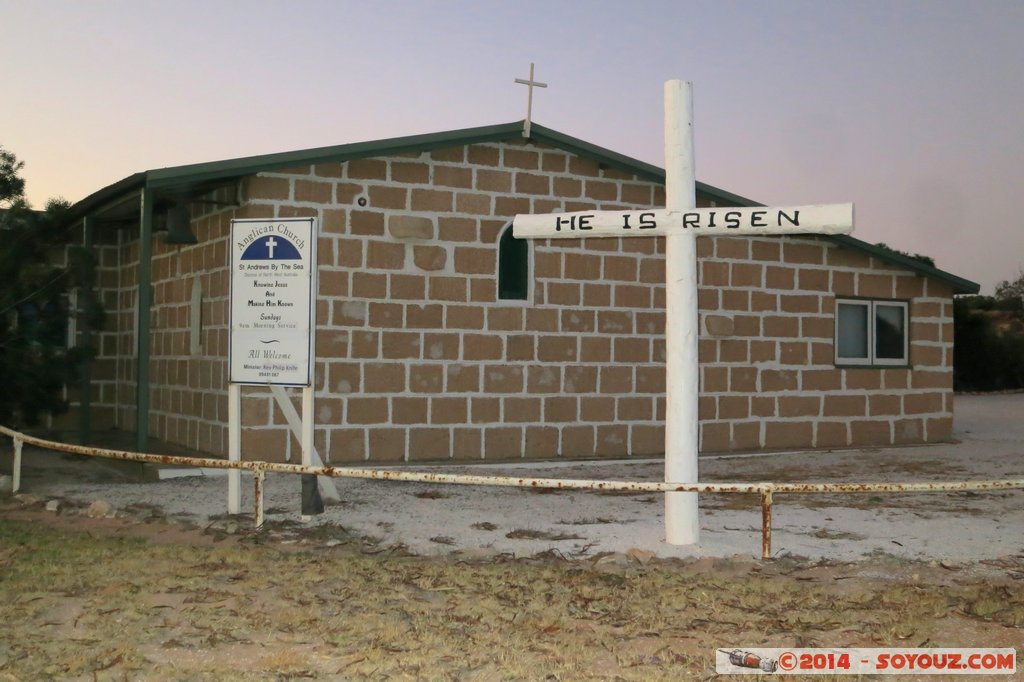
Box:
[69,120,979,294]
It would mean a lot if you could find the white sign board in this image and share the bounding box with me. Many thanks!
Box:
[514,204,853,239]
[229,218,317,386]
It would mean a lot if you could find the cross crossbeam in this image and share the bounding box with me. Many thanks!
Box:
[514,204,853,239]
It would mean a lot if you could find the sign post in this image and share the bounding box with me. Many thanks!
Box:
[514,80,854,546]
[228,217,337,515]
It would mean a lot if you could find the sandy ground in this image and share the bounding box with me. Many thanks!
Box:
[4,393,1023,563]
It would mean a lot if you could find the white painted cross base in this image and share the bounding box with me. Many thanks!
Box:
[513,80,854,547]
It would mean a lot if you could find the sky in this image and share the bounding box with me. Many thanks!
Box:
[2,0,1022,293]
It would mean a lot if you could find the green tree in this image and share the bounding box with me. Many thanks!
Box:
[0,146,101,427]
[994,269,1024,311]
[873,242,936,268]
[954,290,1024,391]
[0,148,26,203]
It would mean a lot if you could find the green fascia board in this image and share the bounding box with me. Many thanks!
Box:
[824,234,979,295]
[527,123,758,207]
[528,123,664,183]
[69,172,146,221]
[689,188,980,295]
[71,120,777,219]
[144,122,529,190]
[68,120,979,294]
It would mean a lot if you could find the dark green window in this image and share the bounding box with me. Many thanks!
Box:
[498,225,529,300]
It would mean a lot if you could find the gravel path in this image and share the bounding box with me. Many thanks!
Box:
[5,394,1023,563]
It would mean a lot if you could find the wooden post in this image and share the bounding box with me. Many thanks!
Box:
[136,188,154,453]
[254,467,265,529]
[228,383,241,514]
[663,80,700,545]
[79,216,95,445]
[761,489,773,560]
[301,386,314,468]
[269,385,340,503]
[12,436,22,494]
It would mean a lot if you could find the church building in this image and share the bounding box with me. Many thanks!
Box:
[59,121,979,463]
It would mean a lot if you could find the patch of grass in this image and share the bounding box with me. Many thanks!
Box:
[471,521,498,531]
[593,489,646,497]
[413,490,450,499]
[523,486,563,495]
[430,536,456,545]
[811,528,867,541]
[505,528,584,541]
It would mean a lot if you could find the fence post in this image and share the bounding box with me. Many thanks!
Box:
[12,436,23,493]
[254,467,266,530]
[760,488,773,560]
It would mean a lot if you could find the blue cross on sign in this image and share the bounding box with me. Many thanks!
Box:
[241,235,302,261]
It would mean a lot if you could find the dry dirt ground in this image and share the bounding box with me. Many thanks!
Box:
[1,394,1023,679]
[1,511,1023,681]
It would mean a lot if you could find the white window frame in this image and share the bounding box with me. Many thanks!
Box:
[835,298,909,367]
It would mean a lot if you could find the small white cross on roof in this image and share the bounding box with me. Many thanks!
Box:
[514,62,547,139]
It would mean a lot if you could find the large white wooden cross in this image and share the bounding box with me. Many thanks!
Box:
[513,81,854,546]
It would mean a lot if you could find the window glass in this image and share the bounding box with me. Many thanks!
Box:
[498,226,528,300]
[837,302,869,359]
[875,303,906,360]
[835,298,909,366]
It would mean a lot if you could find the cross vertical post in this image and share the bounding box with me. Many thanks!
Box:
[514,62,547,139]
[663,80,700,545]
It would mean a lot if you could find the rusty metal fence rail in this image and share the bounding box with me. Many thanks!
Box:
[3,425,1023,559]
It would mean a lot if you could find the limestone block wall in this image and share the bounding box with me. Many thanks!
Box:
[143,196,241,455]
[695,236,953,452]
[232,141,675,462]
[102,139,954,462]
[110,235,141,433]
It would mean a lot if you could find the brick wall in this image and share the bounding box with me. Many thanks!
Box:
[102,139,954,461]
[696,236,953,452]
[144,197,236,455]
